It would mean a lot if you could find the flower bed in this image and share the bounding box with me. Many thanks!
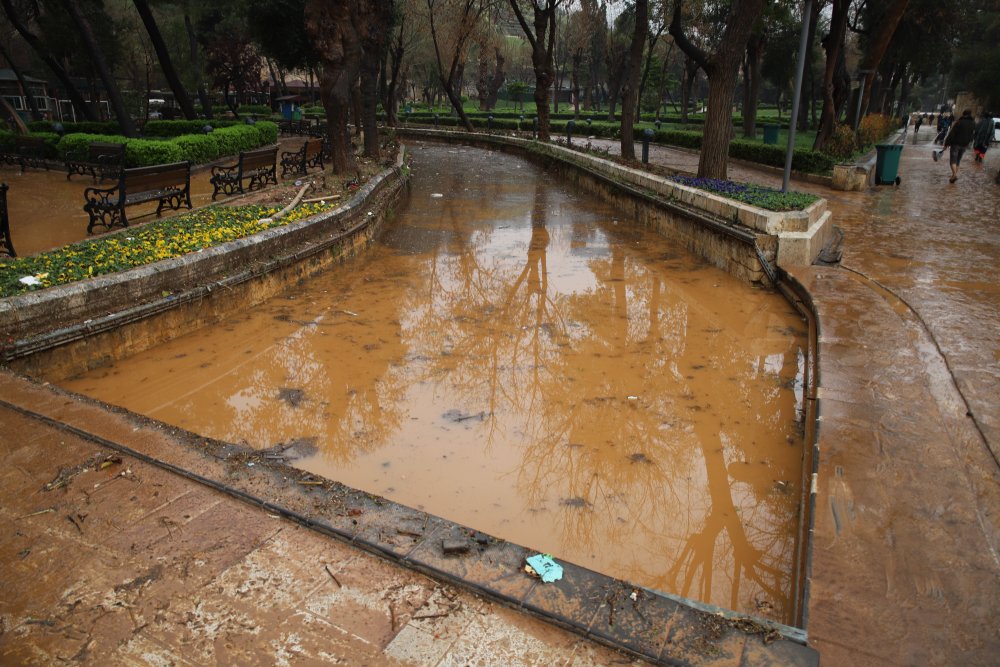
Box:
[1,200,335,298]
[669,175,818,212]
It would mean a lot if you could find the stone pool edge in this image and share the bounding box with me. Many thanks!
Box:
[0,142,820,665]
[0,371,819,667]
[397,128,833,272]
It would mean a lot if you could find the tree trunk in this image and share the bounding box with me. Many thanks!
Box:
[134,0,197,119]
[898,69,914,119]
[185,12,213,118]
[680,56,698,123]
[571,48,582,118]
[742,33,763,139]
[1,0,97,122]
[62,0,138,136]
[619,0,647,160]
[305,0,360,174]
[669,0,765,179]
[357,0,392,158]
[814,0,849,150]
[486,49,505,110]
[605,58,624,121]
[0,41,42,121]
[509,0,558,142]
[857,0,910,120]
[386,21,405,127]
[636,22,665,122]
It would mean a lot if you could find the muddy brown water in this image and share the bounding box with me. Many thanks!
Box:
[60,143,807,623]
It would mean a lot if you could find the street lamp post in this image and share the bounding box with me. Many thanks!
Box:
[782,0,813,193]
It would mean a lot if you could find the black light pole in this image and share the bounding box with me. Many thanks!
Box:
[782,0,813,193]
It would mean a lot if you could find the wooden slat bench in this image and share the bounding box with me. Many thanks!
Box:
[210,145,279,200]
[280,139,324,177]
[0,183,15,258]
[2,137,49,172]
[83,161,192,234]
[65,141,126,181]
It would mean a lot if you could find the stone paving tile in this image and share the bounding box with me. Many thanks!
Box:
[301,548,436,649]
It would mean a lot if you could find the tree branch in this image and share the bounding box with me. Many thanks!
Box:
[668,1,710,73]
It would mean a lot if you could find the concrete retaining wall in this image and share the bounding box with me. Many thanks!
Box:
[397,128,829,276]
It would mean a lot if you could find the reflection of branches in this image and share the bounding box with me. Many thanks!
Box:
[70,145,807,623]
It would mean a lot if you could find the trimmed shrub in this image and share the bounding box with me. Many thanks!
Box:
[728,140,834,174]
[857,113,897,148]
[143,119,241,137]
[123,138,185,166]
[822,124,858,161]
[173,134,220,163]
[57,123,277,168]
[27,120,122,135]
[0,131,61,158]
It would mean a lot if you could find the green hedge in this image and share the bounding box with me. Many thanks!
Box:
[0,131,62,158]
[27,120,122,135]
[55,121,278,167]
[143,119,242,137]
[729,139,834,174]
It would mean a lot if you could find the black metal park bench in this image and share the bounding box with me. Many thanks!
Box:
[210,145,279,200]
[280,139,324,177]
[65,141,126,181]
[1,183,15,258]
[83,161,192,234]
[2,137,49,172]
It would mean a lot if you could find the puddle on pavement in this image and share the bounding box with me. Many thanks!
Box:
[61,143,807,623]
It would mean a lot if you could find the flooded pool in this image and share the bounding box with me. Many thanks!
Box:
[62,143,807,623]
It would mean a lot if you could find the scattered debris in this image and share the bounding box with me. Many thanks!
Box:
[17,508,55,520]
[524,554,563,583]
[277,388,306,408]
[441,409,488,423]
[442,539,470,555]
[66,513,86,533]
[560,497,591,509]
[324,564,342,588]
[628,453,653,464]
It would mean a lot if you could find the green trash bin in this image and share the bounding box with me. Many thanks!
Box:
[763,124,780,145]
[875,144,903,185]
[292,108,302,121]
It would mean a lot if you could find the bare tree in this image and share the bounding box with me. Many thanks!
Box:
[669,0,767,179]
[132,0,198,120]
[305,0,362,173]
[61,0,138,135]
[620,0,648,160]
[509,0,565,141]
[1,0,97,121]
[426,0,494,130]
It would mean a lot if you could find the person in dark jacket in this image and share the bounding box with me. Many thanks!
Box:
[973,111,993,162]
[935,109,977,182]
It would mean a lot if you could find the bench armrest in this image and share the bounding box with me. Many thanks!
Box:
[211,163,239,177]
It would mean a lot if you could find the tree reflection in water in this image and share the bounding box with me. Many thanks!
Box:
[63,144,805,623]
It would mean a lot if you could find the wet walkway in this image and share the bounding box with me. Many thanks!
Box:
[2,127,999,665]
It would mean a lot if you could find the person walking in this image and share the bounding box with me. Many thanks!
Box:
[933,109,977,183]
[914,115,923,134]
[973,111,993,162]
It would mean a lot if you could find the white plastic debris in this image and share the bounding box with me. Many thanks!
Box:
[431,193,444,198]
[19,276,42,286]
